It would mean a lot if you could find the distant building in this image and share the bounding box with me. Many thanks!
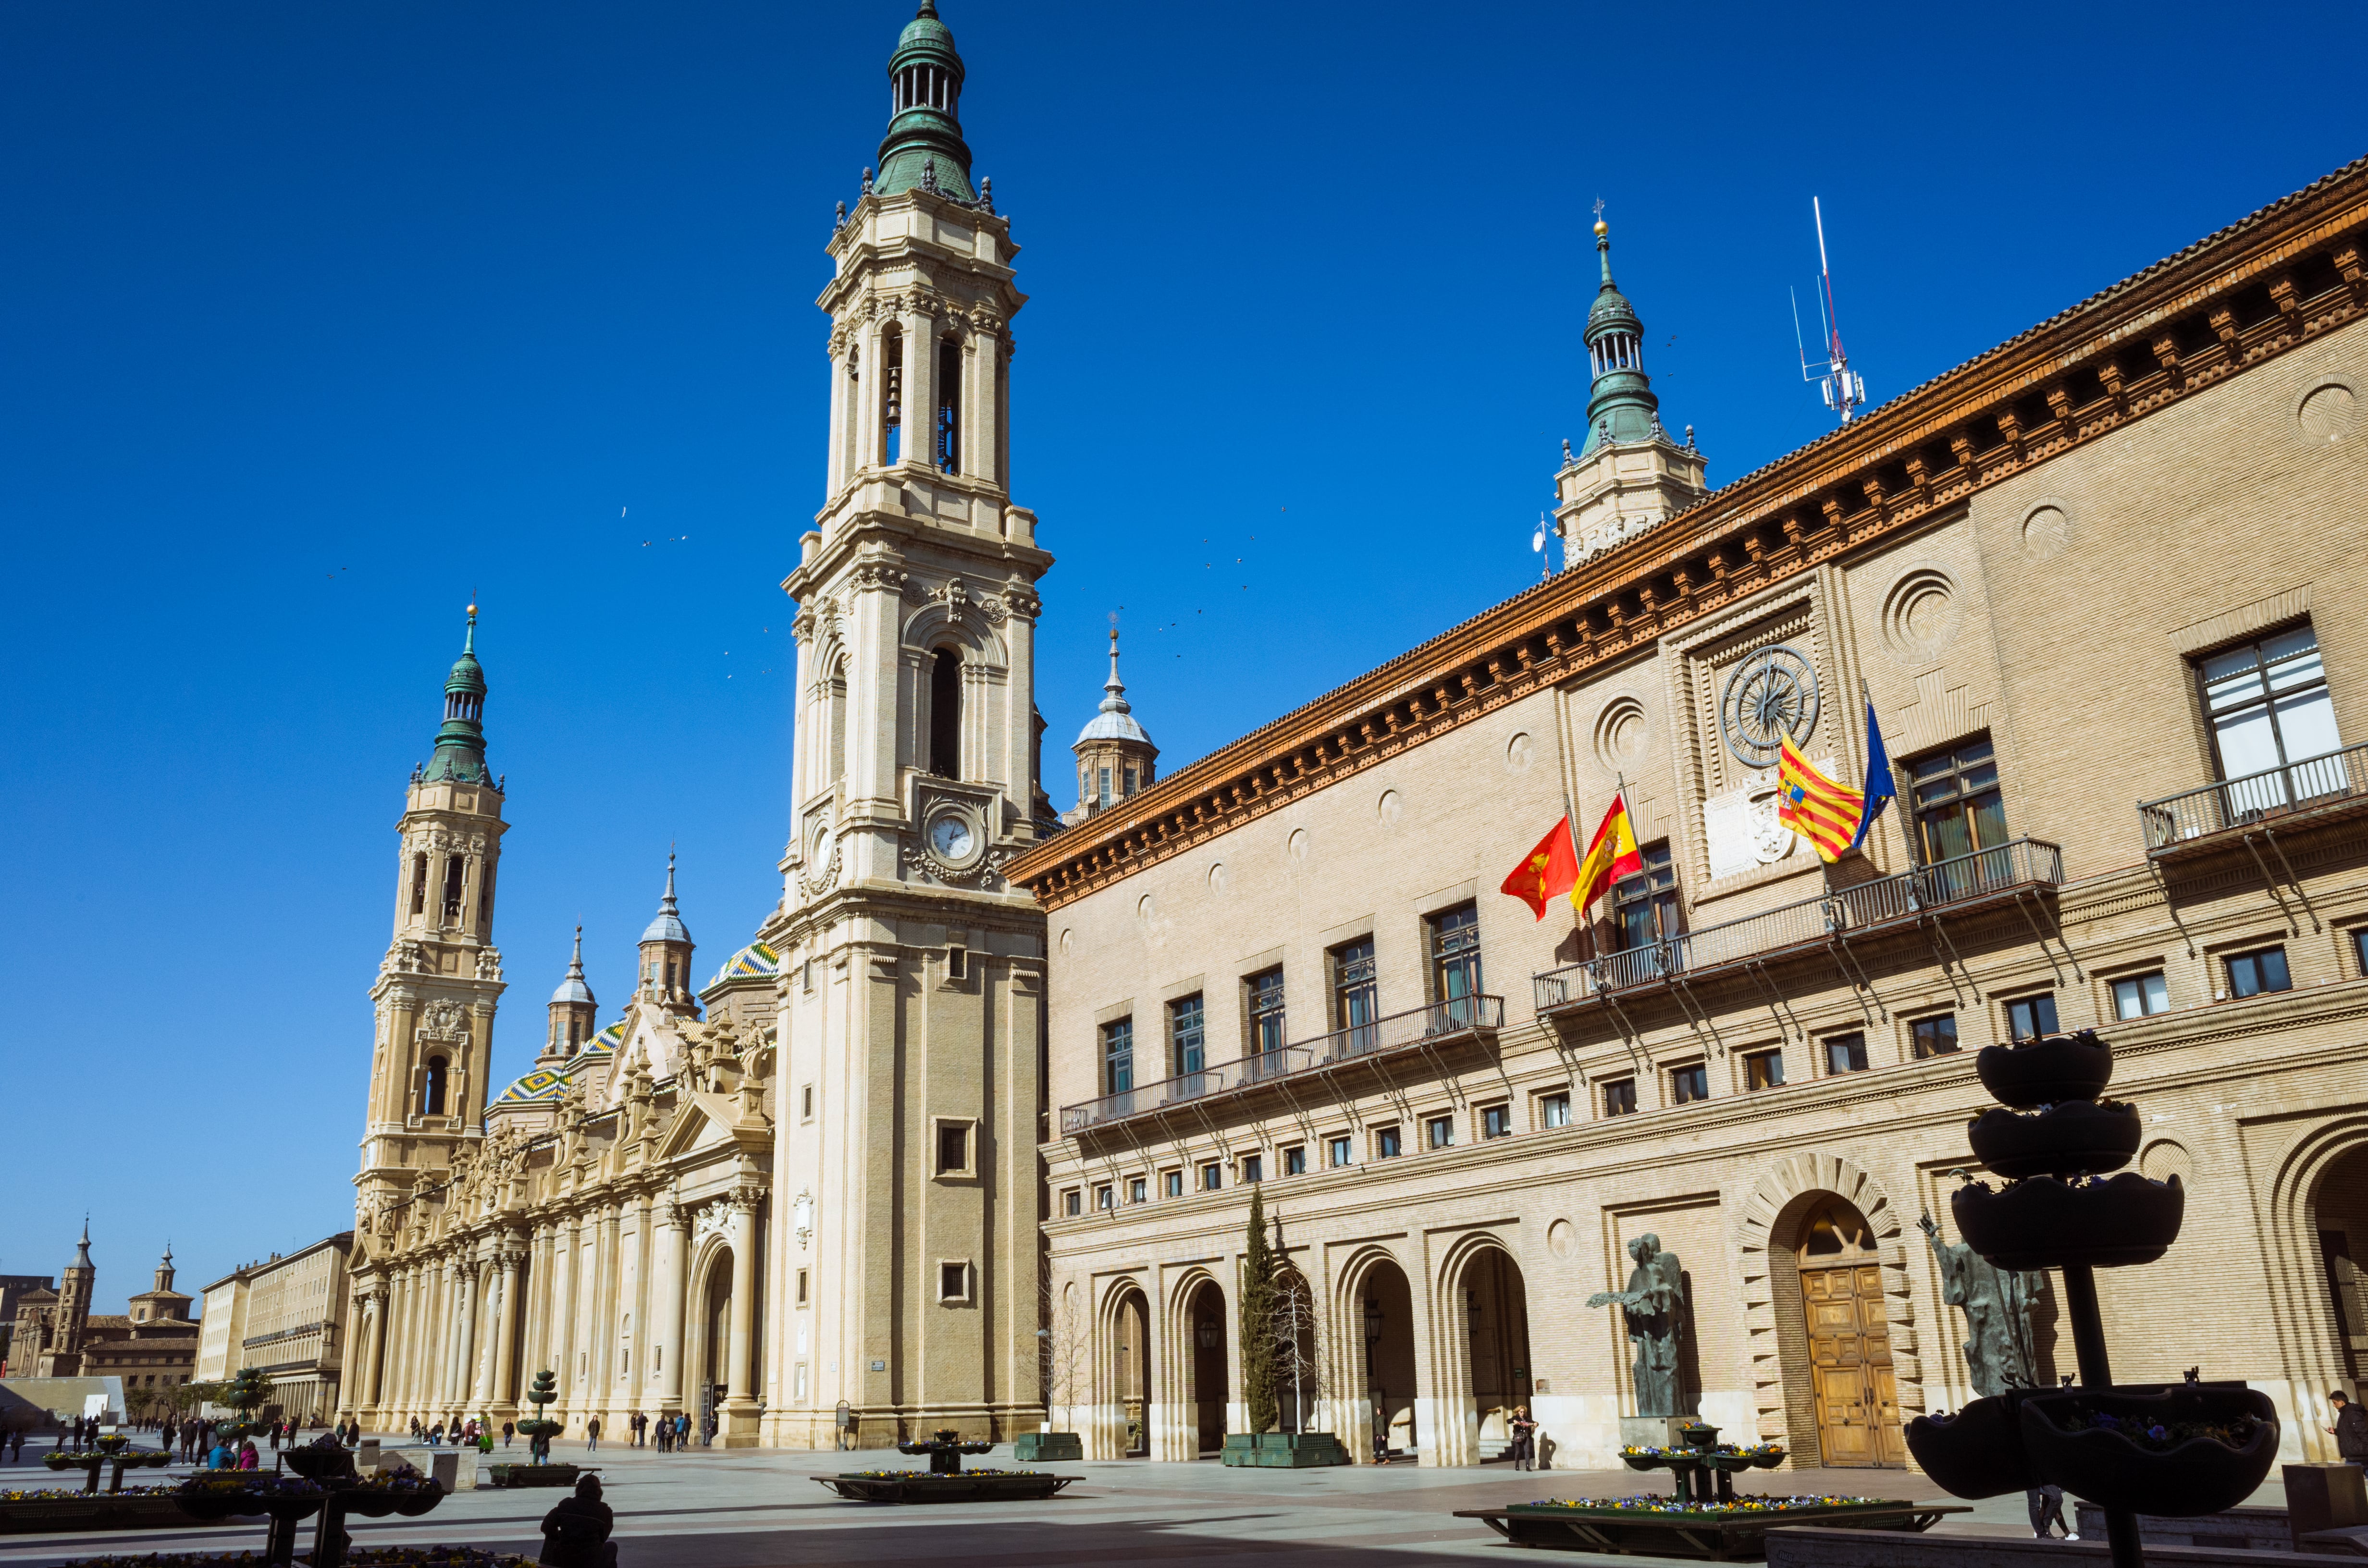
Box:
[6,1229,197,1398]
[195,1234,353,1421]
[0,1276,53,1369]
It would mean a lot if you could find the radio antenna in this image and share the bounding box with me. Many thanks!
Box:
[1795,197,1867,425]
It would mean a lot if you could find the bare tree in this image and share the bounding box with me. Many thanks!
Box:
[1037,1272,1089,1433]
[1270,1265,1324,1433]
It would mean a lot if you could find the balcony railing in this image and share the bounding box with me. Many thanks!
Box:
[1060,994,1504,1135]
[1534,836,2065,1011]
[2137,739,2368,853]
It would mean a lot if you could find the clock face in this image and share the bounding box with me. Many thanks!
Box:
[929,815,975,862]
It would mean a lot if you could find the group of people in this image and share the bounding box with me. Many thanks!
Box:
[621,1409,708,1452]
[407,1413,506,1451]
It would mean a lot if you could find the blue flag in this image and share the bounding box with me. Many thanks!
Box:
[1847,699,1896,852]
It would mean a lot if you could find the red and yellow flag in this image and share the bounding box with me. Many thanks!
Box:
[1572,791,1644,913]
[1776,733,1867,863]
[1500,815,1579,920]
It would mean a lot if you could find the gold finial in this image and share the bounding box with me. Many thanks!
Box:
[1593,220,1609,239]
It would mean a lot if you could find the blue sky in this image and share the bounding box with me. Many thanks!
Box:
[2,0,2360,1306]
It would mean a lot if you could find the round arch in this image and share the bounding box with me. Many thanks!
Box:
[898,605,1011,672]
[2258,1113,2368,1458]
[1429,1231,1534,1468]
[1332,1244,1419,1464]
[1092,1275,1152,1460]
[684,1234,738,1415]
[1165,1267,1228,1459]
[1735,1151,1916,1459]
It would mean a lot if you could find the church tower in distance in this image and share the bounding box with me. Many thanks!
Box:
[357,608,508,1226]
[768,0,1050,1446]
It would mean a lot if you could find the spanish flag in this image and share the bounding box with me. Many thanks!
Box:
[1571,791,1644,914]
[1777,734,1867,863]
[1501,816,1579,920]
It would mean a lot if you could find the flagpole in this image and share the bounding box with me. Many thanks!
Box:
[1862,675,1912,871]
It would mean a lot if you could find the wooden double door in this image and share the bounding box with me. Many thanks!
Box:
[1799,1203,1905,1468]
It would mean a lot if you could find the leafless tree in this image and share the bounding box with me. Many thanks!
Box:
[1270,1266,1324,1433]
[1037,1272,1089,1432]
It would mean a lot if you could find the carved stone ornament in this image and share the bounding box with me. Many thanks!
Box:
[475,947,504,981]
[419,999,470,1041]
[693,1203,733,1242]
[1718,642,1821,770]
[848,560,906,594]
[902,834,1010,889]
[797,832,843,900]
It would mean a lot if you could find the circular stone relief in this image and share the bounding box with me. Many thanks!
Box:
[1882,568,1961,661]
[1547,1219,1577,1259]
[1594,698,1648,769]
[2139,1137,2195,1189]
[1506,732,1536,774]
[2300,381,2357,442]
[1377,789,1403,826]
[1136,893,1155,923]
[1058,928,1074,956]
[2021,504,2070,561]
[1287,828,1310,863]
[1207,861,1228,893]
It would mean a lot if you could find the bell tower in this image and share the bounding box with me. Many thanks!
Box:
[358,608,508,1222]
[768,0,1049,1449]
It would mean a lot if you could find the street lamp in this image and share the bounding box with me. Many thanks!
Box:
[1362,1298,1386,1458]
[1196,1319,1219,1351]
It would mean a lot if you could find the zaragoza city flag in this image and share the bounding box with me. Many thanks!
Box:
[1571,792,1644,914]
[1777,702,1897,862]
[1500,815,1579,920]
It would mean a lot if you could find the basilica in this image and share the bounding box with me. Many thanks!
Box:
[343,0,2368,1472]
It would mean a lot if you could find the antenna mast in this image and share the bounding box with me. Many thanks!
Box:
[1794,197,1868,425]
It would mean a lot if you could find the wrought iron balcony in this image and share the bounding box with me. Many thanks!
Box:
[1059,994,1504,1136]
[2137,740,2368,855]
[1533,836,2066,1011]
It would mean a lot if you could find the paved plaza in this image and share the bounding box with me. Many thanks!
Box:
[0,1433,2286,1567]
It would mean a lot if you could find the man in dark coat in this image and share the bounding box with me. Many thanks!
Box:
[2331,1390,2368,1462]
[539,1473,617,1568]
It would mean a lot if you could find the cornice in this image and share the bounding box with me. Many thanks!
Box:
[1009,157,2368,913]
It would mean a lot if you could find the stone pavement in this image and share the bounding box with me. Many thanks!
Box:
[0,1434,2284,1567]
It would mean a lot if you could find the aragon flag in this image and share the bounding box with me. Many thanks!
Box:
[1500,816,1579,920]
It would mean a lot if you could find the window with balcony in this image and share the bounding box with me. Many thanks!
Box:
[1602,1078,1638,1117]
[1062,1188,1081,1217]
[2003,992,2060,1041]
[1102,1018,1134,1096]
[2226,946,2293,998]
[1241,1154,1265,1184]
[1613,843,1683,952]
[1375,1125,1403,1159]
[1744,1050,1785,1090]
[1426,1115,1455,1150]
[1911,1014,1961,1058]
[1163,1169,1183,1199]
[1911,736,2009,869]
[1540,1091,1571,1127]
[1429,902,1483,1021]
[1246,967,1287,1060]
[1671,1063,1710,1104]
[2198,624,2341,802]
[1170,994,1206,1077]
[1283,1144,1307,1176]
[1328,1135,1353,1168]
[1127,1175,1147,1205]
[1331,938,1378,1049]
[2112,972,2171,1018]
[1199,1162,1222,1191]
[1823,1032,1870,1074]
[1481,1103,1513,1139]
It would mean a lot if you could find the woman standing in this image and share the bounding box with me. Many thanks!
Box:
[1509,1406,1538,1472]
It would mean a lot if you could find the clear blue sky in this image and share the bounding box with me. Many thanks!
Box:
[2,0,2359,1306]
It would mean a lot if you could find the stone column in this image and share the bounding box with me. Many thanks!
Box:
[722,1195,760,1444]
[362,1285,390,1417]
[491,1243,523,1413]
[457,1258,485,1409]
[548,1219,580,1421]
[612,1201,644,1415]
[653,1200,688,1414]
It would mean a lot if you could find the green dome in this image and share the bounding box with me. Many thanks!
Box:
[423,608,494,785]
[875,1,975,201]
[1578,224,1665,456]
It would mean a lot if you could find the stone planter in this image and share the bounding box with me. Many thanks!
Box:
[483,1462,584,1488]
[0,1491,198,1534]
[1220,1432,1350,1467]
[1975,1030,2113,1107]
[1966,1101,2140,1179]
[1903,1393,2035,1497]
[815,1470,1076,1503]
[2018,1384,2280,1518]
[1013,1432,1083,1462]
[1458,1499,1967,1560]
[1950,1171,2183,1270]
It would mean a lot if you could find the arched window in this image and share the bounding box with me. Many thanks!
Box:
[410,853,428,916]
[881,327,904,465]
[929,649,962,777]
[441,858,467,926]
[423,1055,449,1116]
[826,664,849,785]
[665,959,678,995]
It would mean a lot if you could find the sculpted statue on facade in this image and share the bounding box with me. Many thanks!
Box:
[1920,1213,2043,1396]
[1586,1233,1693,1418]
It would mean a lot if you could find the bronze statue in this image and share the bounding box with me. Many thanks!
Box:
[1920,1212,2041,1396]
[1586,1233,1690,1417]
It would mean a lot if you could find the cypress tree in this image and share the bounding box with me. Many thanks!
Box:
[1241,1183,1279,1434]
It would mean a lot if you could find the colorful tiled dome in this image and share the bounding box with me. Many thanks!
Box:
[495,1066,570,1105]
[708,940,780,990]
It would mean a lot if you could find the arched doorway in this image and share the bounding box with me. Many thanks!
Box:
[1184,1280,1227,1457]
[1459,1248,1533,1459]
[1358,1259,1418,1460]
[702,1253,733,1419]
[2309,1144,2368,1386]
[1110,1286,1150,1457]
[1792,1197,1903,1467]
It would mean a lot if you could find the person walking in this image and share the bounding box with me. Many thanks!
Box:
[2331,1390,2368,1463]
[2027,1483,2073,1539]
[585,1416,601,1453]
[1509,1406,1538,1472]
[503,1420,515,1448]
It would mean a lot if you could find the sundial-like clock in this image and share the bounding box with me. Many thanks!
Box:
[928,815,976,862]
[1718,644,1820,770]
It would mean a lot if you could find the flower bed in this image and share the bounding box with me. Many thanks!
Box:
[815,1469,1076,1504]
[57,1548,530,1567]
[0,1488,200,1535]
[481,1462,584,1489]
[1456,1496,1968,1561]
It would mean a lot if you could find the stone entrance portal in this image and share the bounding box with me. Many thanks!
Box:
[1796,1198,1903,1468]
